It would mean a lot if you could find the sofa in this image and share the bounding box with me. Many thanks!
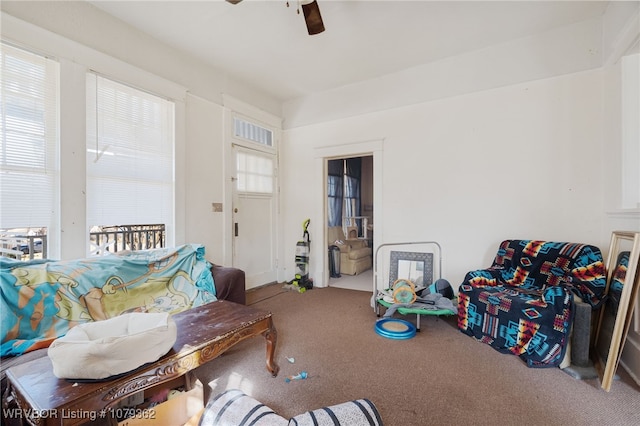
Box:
[457,239,606,368]
[328,226,372,275]
[0,244,246,411]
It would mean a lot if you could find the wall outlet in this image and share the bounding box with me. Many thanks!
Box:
[212,203,223,212]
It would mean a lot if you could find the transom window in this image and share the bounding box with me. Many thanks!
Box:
[233,116,273,147]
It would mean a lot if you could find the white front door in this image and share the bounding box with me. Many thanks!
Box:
[232,146,277,289]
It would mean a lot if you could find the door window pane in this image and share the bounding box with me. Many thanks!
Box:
[236,150,273,193]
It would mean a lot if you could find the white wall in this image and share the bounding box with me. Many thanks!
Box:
[277,6,625,288]
[282,70,607,289]
[279,1,640,286]
[184,94,227,263]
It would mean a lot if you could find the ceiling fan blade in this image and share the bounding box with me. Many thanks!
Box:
[301,1,325,35]
[226,0,324,36]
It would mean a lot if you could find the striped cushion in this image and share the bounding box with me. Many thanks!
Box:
[288,399,383,426]
[199,389,288,426]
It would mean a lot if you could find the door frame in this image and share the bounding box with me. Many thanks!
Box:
[314,139,384,288]
[222,95,282,271]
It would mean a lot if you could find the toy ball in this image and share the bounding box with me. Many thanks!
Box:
[392,279,416,304]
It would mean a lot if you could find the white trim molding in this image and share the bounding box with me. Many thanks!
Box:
[222,94,283,128]
[604,6,640,66]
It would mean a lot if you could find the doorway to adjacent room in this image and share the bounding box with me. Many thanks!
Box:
[326,155,374,292]
[315,138,383,290]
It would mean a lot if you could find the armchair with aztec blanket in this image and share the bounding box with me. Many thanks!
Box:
[457,239,606,368]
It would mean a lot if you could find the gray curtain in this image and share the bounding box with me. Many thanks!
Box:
[327,159,343,227]
[345,158,362,234]
[327,158,361,231]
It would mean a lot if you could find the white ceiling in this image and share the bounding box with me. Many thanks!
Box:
[88,0,610,102]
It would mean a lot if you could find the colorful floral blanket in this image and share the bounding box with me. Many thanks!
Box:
[1,244,217,356]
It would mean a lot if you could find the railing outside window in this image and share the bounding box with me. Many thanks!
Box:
[89,224,166,255]
[0,235,47,260]
[0,224,166,260]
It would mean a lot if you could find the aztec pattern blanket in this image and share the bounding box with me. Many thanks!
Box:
[609,251,630,314]
[457,240,606,368]
[1,244,217,356]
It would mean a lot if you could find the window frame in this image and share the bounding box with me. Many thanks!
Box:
[85,72,176,255]
[230,111,278,155]
[0,41,60,257]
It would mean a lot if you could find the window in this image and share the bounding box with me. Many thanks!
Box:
[236,150,274,194]
[233,117,273,147]
[344,158,362,222]
[0,42,59,254]
[86,73,174,252]
[327,160,343,227]
[327,158,362,230]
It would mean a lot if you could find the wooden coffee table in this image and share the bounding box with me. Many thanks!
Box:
[4,300,279,425]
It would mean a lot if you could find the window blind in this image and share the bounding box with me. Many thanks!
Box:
[0,42,59,230]
[236,150,274,194]
[86,73,174,230]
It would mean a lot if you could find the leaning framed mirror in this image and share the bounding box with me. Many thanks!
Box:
[388,251,433,289]
[593,231,640,392]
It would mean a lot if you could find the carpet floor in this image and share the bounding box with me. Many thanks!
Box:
[194,284,640,426]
